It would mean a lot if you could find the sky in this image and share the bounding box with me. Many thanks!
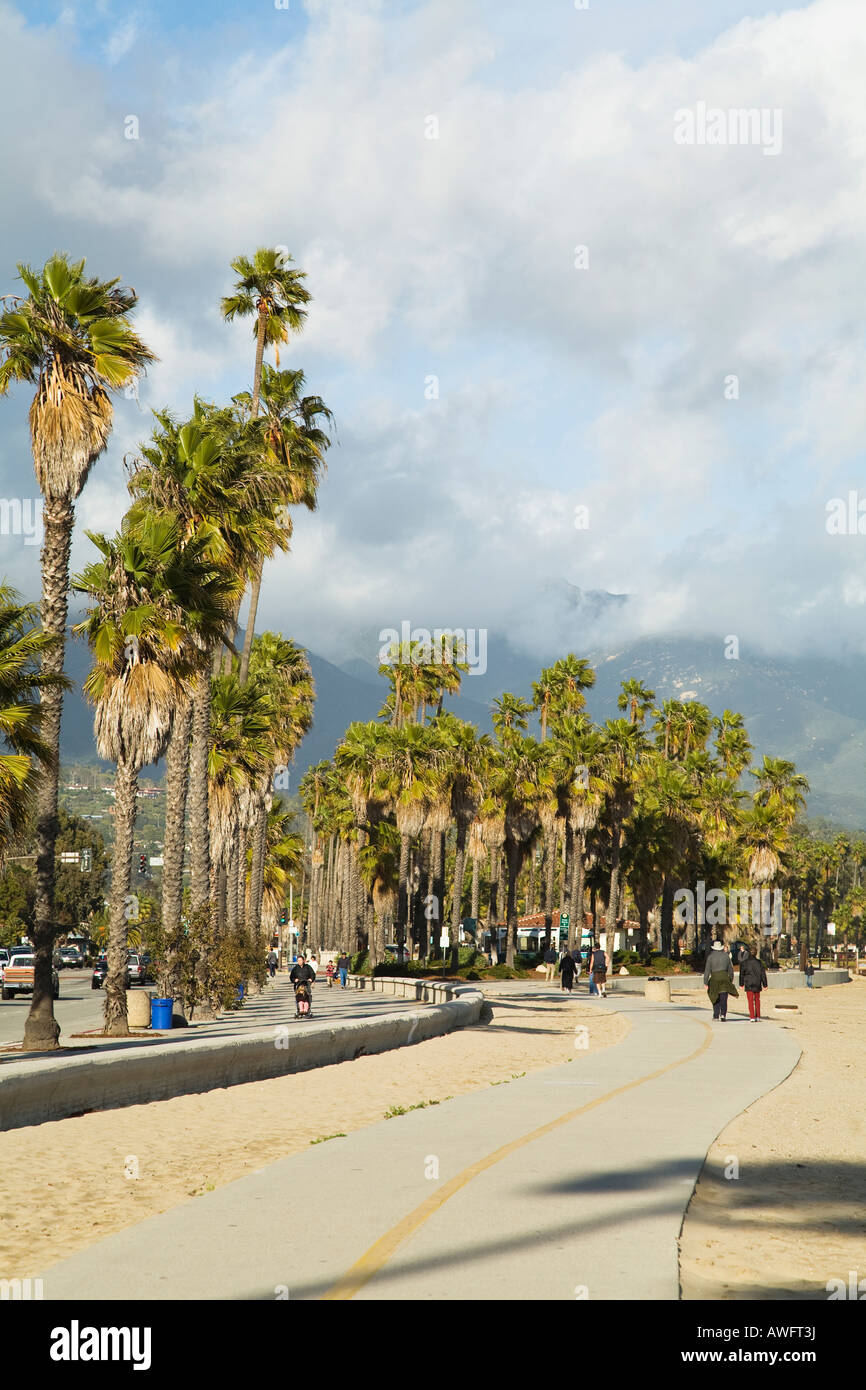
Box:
[1,0,864,675]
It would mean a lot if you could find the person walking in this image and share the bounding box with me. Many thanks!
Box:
[266,948,278,981]
[805,957,815,988]
[325,959,336,988]
[739,944,768,1021]
[337,951,349,989]
[559,948,576,993]
[704,938,737,1021]
[589,940,608,998]
[543,943,557,983]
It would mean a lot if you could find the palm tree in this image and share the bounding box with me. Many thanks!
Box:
[221,249,312,671]
[599,719,647,941]
[74,514,230,1035]
[491,693,532,744]
[245,633,315,939]
[127,403,262,968]
[437,714,489,970]
[493,736,551,967]
[617,679,655,726]
[750,756,810,825]
[235,366,330,680]
[0,253,155,1049]
[552,716,606,950]
[0,585,60,850]
[547,655,596,728]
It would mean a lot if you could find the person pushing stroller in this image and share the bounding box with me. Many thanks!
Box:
[290,955,316,1018]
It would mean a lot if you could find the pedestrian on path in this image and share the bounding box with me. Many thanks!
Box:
[326,959,336,988]
[337,952,349,988]
[559,949,576,992]
[589,941,608,997]
[739,945,768,1021]
[805,957,815,988]
[704,939,737,1021]
[266,949,278,980]
[543,944,557,982]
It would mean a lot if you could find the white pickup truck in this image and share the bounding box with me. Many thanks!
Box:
[1,953,60,1001]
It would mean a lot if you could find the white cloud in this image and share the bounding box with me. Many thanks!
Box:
[1,0,866,666]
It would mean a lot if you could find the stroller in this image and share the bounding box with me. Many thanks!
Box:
[294,979,313,1019]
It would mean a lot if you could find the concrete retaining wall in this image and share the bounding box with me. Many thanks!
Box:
[0,987,483,1134]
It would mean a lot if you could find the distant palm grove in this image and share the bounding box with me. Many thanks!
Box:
[0,250,861,1053]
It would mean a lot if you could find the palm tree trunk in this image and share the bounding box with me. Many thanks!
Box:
[188,669,218,1018]
[450,821,469,971]
[397,831,411,960]
[160,698,191,1005]
[249,794,268,934]
[505,840,521,968]
[226,837,239,932]
[564,822,576,950]
[24,497,73,1051]
[188,671,212,916]
[104,755,138,1037]
[605,823,622,940]
[238,562,263,685]
[471,855,480,921]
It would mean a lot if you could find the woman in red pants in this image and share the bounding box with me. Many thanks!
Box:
[739,945,768,1020]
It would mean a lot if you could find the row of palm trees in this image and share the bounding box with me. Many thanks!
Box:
[0,247,328,1047]
[299,657,815,970]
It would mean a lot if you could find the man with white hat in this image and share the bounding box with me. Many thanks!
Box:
[703,938,737,1021]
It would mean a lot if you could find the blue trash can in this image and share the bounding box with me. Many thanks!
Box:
[151,997,173,1030]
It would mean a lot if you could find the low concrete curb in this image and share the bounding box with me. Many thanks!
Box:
[0,987,483,1133]
[609,969,849,993]
[345,974,469,1004]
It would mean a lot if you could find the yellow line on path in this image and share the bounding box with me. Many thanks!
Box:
[322,1018,713,1299]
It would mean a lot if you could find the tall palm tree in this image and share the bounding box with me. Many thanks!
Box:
[599,719,647,941]
[750,756,810,825]
[0,253,155,1049]
[74,515,231,1035]
[617,678,655,726]
[221,249,311,672]
[232,365,331,681]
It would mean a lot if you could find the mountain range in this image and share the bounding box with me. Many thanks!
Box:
[57,618,866,828]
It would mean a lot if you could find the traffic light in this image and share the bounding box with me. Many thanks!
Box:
[279,908,287,926]
[138,854,147,875]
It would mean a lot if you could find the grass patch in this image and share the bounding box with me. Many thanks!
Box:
[384,1099,442,1119]
[310,1133,347,1145]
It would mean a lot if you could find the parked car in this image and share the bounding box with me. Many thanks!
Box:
[58,947,84,969]
[91,955,108,989]
[127,954,148,986]
[2,953,60,1001]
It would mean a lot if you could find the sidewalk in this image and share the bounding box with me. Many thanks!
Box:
[38,997,802,1300]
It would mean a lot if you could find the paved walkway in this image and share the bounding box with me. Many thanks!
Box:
[39,996,801,1300]
[0,973,412,1065]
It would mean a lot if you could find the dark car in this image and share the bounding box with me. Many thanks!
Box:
[91,955,108,989]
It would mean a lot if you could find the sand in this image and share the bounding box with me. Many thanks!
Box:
[5,976,863,1298]
[678,975,866,1300]
[0,984,629,1275]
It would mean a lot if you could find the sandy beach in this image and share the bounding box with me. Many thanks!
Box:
[4,976,863,1299]
[1,984,628,1275]
[678,975,866,1299]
